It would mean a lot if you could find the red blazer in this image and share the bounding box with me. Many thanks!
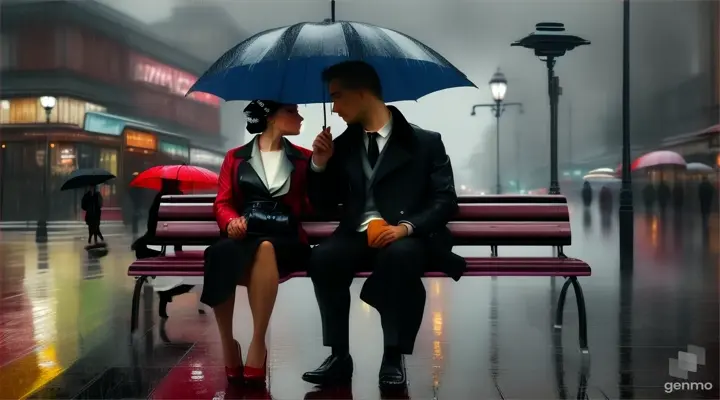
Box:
[214,137,314,244]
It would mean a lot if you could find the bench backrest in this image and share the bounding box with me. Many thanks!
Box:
[152,194,571,247]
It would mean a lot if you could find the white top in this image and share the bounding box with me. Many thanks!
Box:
[260,150,285,192]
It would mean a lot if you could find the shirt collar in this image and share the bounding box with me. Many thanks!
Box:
[365,115,393,138]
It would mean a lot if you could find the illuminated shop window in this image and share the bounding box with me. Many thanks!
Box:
[1,97,106,125]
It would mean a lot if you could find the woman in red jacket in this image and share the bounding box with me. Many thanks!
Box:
[201,100,313,385]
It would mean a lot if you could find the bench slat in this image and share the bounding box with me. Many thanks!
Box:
[157,203,570,222]
[152,221,571,244]
[128,256,590,278]
[158,194,568,205]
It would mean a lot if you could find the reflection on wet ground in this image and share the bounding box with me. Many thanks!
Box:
[0,203,718,399]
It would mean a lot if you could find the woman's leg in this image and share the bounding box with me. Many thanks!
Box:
[96,224,104,242]
[213,290,241,368]
[87,225,92,244]
[245,240,279,368]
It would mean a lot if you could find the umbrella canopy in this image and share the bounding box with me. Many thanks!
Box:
[686,162,714,173]
[187,20,475,105]
[583,173,619,182]
[587,168,615,175]
[616,151,686,173]
[60,168,115,191]
[130,164,218,191]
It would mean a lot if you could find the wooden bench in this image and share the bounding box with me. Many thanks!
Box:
[128,194,592,352]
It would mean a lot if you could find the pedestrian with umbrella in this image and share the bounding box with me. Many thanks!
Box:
[187,6,474,386]
[61,168,115,248]
[129,164,219,319]
[81,186,104,245]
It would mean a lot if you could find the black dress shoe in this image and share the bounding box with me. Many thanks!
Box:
[302,354,353,385]
[379,354,406,388]
[157,284,195,318]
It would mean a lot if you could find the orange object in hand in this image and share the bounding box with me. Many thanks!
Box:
[367,219,390,246]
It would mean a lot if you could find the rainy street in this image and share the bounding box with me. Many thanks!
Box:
[2,0,720,399]
[0,205,717,400]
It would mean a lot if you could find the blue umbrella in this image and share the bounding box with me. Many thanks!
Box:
[187,20,475,107]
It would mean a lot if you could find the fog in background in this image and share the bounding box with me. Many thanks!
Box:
[99,0,716,190]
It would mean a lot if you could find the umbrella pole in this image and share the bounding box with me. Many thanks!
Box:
[322,102,327,128]
[322,0,334,129]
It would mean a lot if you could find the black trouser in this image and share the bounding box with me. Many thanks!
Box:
[87,223,103,244]
[309,231,427,355]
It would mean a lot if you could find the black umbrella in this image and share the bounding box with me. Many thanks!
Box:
[61,168,115,191]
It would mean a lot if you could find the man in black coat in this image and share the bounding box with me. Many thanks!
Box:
[302,61,466,389]
[81,186,103,245]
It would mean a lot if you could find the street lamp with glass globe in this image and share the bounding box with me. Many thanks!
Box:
[470,68,523,194]
[489,70,508,102]
[39,96,56,123]
[35,96,56,242]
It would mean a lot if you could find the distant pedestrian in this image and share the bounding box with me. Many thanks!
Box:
[699,176,715,220]
[581,181,593,207]
[642,183,656,213]
[657,181,671,215]
[81,186,103,245]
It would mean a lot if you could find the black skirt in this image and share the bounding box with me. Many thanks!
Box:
[200,234,311,307]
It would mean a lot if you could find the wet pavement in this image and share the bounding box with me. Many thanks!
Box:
[0,202,718,399]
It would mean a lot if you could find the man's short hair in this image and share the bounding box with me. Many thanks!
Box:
[322,61,383,99]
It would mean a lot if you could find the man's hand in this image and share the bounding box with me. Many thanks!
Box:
[369,225,408,248]
[227,217,247,239]
[311,127,333,168]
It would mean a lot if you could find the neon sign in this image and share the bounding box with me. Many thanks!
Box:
[130,53,220,108]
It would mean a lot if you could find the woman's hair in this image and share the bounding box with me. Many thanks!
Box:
[243,100,282,134]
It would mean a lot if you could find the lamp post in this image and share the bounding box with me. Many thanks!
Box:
[471,68,523,194]
[512,22,589,195]
[619,0,634,270]
[36,96,56,243]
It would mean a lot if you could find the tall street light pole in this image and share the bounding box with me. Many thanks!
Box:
[471,69,523,194]
[36,95,56,243]
[619,0,634,271]
[512,22,589,195]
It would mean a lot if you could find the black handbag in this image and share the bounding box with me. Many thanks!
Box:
[242,201,295,236]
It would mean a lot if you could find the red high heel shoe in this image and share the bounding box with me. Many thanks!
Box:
[225,340,244,384]
[243,351,267,383]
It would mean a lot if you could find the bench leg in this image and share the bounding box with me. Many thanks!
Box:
[490,245,498,257]
[554,278,572,329]
[553,277,589,354]
[130,276,147,334]
[569,278,589,353]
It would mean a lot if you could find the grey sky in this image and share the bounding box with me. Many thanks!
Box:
[100,0,711,190]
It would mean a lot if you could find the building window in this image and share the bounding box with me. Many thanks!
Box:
[1,97,106,125]
[0,100,9,124]
[1,32,16,70]
[9,98,42,123]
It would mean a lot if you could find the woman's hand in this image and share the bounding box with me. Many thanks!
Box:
[227,217,247,239]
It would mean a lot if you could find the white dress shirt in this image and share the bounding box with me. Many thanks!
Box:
[310,115,414,236]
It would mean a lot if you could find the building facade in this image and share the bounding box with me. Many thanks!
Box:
[0,0,225,222]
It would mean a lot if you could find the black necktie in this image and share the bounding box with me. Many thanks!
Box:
[367,132,380,169]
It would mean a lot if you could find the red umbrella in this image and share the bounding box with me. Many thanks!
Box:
[130,164,219,191]
[616,151,686,173]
